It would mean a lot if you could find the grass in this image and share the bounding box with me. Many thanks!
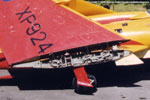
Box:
[111,3,147,12]
[98,3,148,12]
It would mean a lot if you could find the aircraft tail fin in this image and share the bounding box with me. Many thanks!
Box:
[115,54,144,66]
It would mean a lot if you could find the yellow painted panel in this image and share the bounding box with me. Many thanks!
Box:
[119,45,149,53]
[53,0,114,16]
[105,18,150,47]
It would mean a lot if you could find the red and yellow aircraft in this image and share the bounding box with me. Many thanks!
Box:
[0,0,149,94]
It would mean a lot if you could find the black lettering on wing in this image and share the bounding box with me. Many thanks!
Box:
[20,14,36,24]
[16,6,32,20]
[26,23,41,35]
[16,6,53,54]
[38,44,53,54]
[30,32,46,46]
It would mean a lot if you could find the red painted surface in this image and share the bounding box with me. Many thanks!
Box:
[73,66,93,87]
[0,0,124,65]
[0,53,5,59]
[0,53,9,69]
[0,75,13,80]
[120,40,143,45]
[97,18,129,24]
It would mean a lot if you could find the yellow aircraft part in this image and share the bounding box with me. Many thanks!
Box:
[53,0,114,16]
[88,11,150,23]
[105,18,150,47]
[118,45,149,53]
[88,11,140,19]
[118,45,150,58]
[86,6,150,59]
[54,0,70,3]
[131,11,150,20]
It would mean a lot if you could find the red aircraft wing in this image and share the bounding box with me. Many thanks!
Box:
[0,0,124,65]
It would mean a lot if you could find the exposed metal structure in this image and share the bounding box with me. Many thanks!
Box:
[13,45,131,68]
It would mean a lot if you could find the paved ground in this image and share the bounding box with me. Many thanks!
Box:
[0,59,150,100]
